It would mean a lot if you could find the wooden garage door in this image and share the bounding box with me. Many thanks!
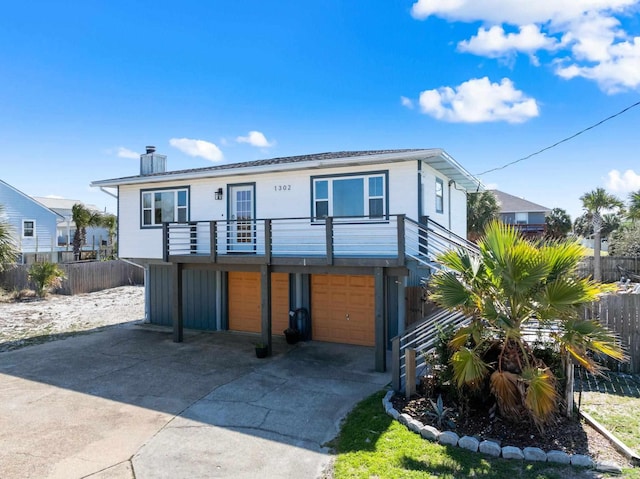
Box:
[228,272,289,333]
[311,274,375,346]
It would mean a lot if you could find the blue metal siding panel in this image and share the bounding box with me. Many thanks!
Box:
[0,182,59,253]
[528,212,546,224]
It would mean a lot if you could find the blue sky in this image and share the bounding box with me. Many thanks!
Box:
[1,1,639,220]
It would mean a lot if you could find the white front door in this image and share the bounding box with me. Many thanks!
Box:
[228,184,255,252]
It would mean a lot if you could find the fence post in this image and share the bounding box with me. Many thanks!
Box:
[405,348,416,398]
[392,337,401,392]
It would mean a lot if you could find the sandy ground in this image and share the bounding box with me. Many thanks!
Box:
[0,285,145,352]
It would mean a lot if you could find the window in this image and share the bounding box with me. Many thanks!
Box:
[23,220,35,237]
[312,172,387,220]
[141,188,189,227]
[515,212,528,224]
[435,178,444,214]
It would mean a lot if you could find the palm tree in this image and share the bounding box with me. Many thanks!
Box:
[628,190,640,222]
[544,208,572,240]
[467,190,500,242]
[429,222,623,429]
[580,188,623,282]
[71,203,103,261]
[0,205,18,270]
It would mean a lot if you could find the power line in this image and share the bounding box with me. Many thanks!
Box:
[475,98,640,176]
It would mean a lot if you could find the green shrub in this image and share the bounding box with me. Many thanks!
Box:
[28,262,65,297]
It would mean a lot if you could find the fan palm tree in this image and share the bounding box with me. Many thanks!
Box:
[467,190,500,242]
[0,205,18,270]
[429,221,624,429]
[544,208,572,240]
[580,188,623,282]
[71,203,103,261]
[628,190,640,222]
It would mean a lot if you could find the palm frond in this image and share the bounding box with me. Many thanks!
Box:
[451,347,489,390]
[490,370,522,419]
[522,367,558,429]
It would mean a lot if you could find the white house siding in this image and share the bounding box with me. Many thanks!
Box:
[117,159,471,260]
[419,162,467,239]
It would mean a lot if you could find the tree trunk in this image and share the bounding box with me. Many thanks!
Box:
[593,213,602,282]
[565,353,574,417]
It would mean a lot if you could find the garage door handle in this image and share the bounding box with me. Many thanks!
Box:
[346,313,350,321]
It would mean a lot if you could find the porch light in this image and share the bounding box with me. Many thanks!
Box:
[215,188,223,200]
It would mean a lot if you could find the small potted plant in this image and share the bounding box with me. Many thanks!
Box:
[283,327,300,345]
[255,343,269,358]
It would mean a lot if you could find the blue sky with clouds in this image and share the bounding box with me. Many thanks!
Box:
[1,1,639,219]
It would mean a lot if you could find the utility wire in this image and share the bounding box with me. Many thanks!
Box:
[475,98,640,176]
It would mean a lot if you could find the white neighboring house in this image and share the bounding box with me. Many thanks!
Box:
[32,197,111,250]
[92,147,482,371]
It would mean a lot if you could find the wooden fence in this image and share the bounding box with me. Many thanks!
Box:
[0,260,144,295]
[577,256,640,283]
[583,294,640,373]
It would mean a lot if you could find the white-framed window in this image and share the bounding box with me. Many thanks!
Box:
[312,172,387,220]
[515,212,528,224]
[435,178,444,214]
[141,187,189,227]
[22,220,35,238]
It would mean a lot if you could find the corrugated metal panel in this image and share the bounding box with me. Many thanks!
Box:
[148,264,218,330]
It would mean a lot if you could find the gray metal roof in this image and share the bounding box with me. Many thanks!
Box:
[92,149,483,191]
[491,189,551,213]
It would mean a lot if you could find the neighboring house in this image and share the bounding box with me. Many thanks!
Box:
[491,189,551,237]
[32,197,110,249]
[0,180,63,262]
[92,147,482,371]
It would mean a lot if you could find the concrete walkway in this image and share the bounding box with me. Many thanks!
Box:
[0,324,390,479]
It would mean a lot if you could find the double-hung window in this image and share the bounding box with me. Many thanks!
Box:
[435,178,444,214]
[23,220,35,237]
[141,188,189,227]
[312,172,387,220]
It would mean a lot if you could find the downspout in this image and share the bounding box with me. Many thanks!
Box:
[448,180,454,231]
[99,187,118,199]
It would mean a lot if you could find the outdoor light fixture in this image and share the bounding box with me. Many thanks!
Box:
[215,188,223,200]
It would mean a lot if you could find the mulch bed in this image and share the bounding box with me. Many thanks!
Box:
[391,392,632,466]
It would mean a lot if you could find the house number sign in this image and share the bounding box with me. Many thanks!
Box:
[274,185,292,191]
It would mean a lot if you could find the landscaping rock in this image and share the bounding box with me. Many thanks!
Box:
[387,408,399,420]
[438,431,459,446]
[523,447,547,462]
[383,391,394,404]
[571,455,594,468]
[398,413,412,426]
[502,446,524,460]
[596,461,623,473]
[458,436,479,452]
[479,440,501,457]
[408,419,423,433]
[546,450,570,465]
[420,425,440,441]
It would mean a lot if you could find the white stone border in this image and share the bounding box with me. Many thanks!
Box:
[382,390,622,474]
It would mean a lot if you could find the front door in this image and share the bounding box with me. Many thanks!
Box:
[228,184,255,252]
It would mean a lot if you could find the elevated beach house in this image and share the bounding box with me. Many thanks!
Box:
[91,147,482,371]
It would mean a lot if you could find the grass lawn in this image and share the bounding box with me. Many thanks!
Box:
[330,390,637,479]
[578,373,640,457]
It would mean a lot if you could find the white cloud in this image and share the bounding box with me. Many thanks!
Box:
[458,25,559,58]
[400,96,415,109]
[236,131,275,148]
[410,0,640,92]
[117,147,139,159]
[169,138,224,162]
[418,77,539,123]
[606,169,640,192]
[410,0,637,25]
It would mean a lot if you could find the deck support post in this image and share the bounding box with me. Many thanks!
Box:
[397,214,405,266]
[172,262,184,343]
[391,336,400,392]
[374,267,386,372]
[325,217,334,265]
[260,264,272,354]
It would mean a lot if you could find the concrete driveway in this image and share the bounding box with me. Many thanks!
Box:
[0,324,390,479]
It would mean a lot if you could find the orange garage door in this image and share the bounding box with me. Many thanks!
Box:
[311,274,375,346]
[228,272,289,333]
